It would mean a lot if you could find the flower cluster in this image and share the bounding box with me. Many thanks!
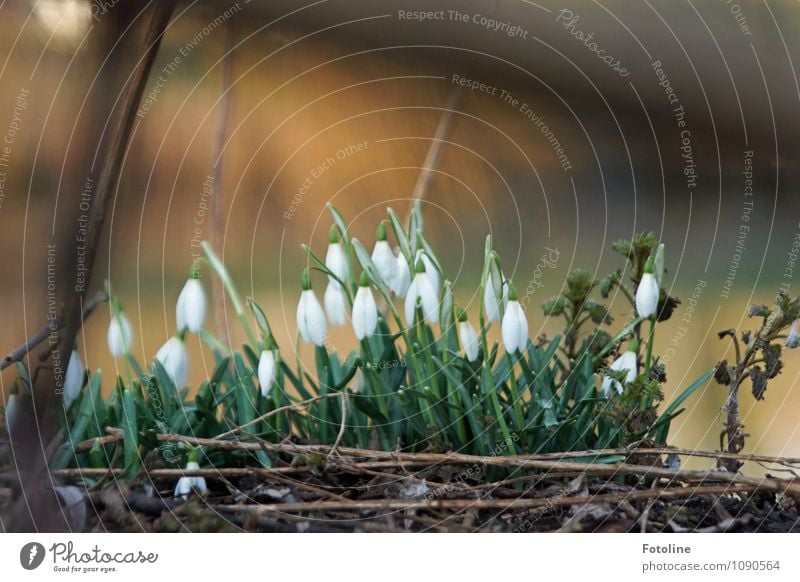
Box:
[20,206,734,497]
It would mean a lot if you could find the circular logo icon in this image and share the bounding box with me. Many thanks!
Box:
[19,542,45,570]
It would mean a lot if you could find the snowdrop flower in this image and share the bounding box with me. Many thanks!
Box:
[787,320,799,349]
[415,250,440,297]
[601,339,639,396]
[457,307,479,362]
[405,259,439,325]
[324,282,348,326]
[635,256,660,319]
[372,223,397,289]
[174,449,207,500]
[4,384,20,434]
[483,254,508,322]
[352,272,378,340]
[63,350,84,407]
[501,284,528,354]
[107,308,133,359]
[325,226,349,286]
[391,251,411,298]
[176,275,206,333]
[297,269,327,346]
[258,346,276,398]
[155,333,189,389]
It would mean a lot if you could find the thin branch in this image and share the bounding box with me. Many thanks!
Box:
[406,86,465,222]
[1,290,108,371]
[214,393,345,439]
[213,484,772,515]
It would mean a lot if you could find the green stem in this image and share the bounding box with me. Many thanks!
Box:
[202,241,258,348]
[644,317,656,379]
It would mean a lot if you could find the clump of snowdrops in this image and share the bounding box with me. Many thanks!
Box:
[4,205,731,492]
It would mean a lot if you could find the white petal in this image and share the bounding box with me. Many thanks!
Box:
[63,350,84,407]
[5,394,20,434]
[483,282,500,322]
[502,301,527,353]
[605,350,638,395]
[372,241,397,287]
[635,273,659,319]
[324,283,348,326]
[155,337,189,388]
[107,313,133,358]
[176,278,206,333]
[418,275,439,323]
[297,290,327,346]
[416,251,440,296]
[352,286,378,340]
[514,303,529,352]
[459,321,479,362]
[325,242,349,284]
[175,462,207,498]
[601,376,622,397]
[258,351,276,398]
[406,273,438,325]
[391,253,411,297]
[787,320,799,348]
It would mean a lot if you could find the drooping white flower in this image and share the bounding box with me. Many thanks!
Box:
[176,276,206,333]
[324,282,348,326]
[601,343,639,396]
[457,308,479,362]
[258,349,276,398]
[155,335,189,389]
[297,270,327,346]
[371,223,397,288]
[501,284,528,353]
[405,259,439,325]
[391,251,411,298]
[325,226,349,287]
[352,273,378,340]
[63,350,84,407]
[635,257,660,319]
[483,254,508,322]
[174,452,207,500]
[107,311,133,358]
[4,386,20,434]
[787,320,799,349]
[415,250,440,297]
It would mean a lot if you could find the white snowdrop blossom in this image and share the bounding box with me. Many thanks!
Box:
[601,348,638,397]
[176,276,206,333]
[297,270,327,346]
[415,250,440,297]
[501,285,528,353]
[787,320,799,349]
[325,227,349,287]
[155,335,189,389]
[174,453,207,500]
[457,308,479,362]
[107,311,133,359]
[635,257,660,319]
[258,350,276,398]
[483,255,508,322]
[405,260,439,325]
[352,273,378,340]
[4,388,20,434]
[63,350,84,407]
[372,226,397,288]
[391,251,411,298]
[324,282,348,326]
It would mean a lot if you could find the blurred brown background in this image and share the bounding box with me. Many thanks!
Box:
[1,0,800,465]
